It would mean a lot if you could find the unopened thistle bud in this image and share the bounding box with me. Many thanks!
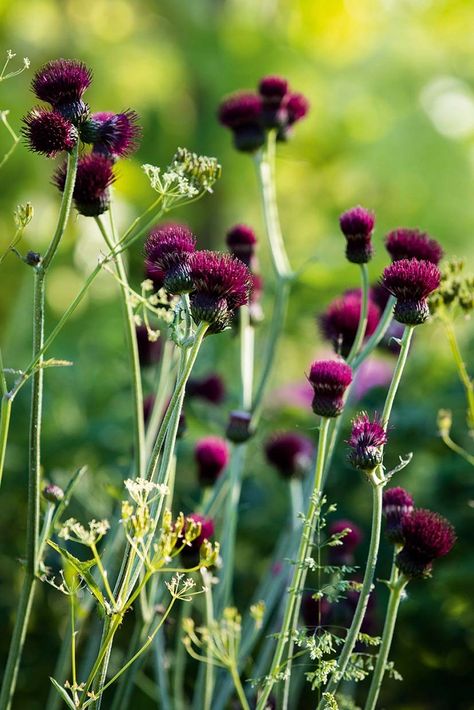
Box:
[42,483,64,503]
[31,58,92,123]
[383,487,414,544]
[347,412,387,472]
[319,291,381,358]
[258,75,289,129]
[265,432,314,479]
[396,508,455,578]
[308,360,352,418]
[144,223,196,294]
[339,206,375,264]
[195,436,229,486]
[22,108,78,157]
[225,410,252,443]
[53,153,115,216]
[226,224,257,267]
[385,228,443,265]
[218,92,265,152]
[381,258,441,325]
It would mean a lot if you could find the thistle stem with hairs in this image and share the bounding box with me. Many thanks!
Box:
[347,263,370,363]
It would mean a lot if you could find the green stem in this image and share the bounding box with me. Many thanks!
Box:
[202,569,215,710]
[256,418,330,710]
[352,296,396,370]
[145,338,177,457]
[347,264,369,362]
[444,320,474,431]
[364,573,408,710]
[440,431,474,466]
[381,326,414,429]
[240,305,254,410]
[230,665,251,710]
[0,394,12,488]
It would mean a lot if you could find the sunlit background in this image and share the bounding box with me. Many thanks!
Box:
[0,0,473,708]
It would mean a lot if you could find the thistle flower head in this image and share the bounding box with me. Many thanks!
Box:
[396,508,456,578]
[185,513,215,548]
[385,228,443,265]
[195,436,229,486]
[328,519,363,564]
[83,109,141,158]
[226,224,257,267]
[286,92,310,124]
[22,107,78,157]
[319,291,381,358]
[347,412,387,472]
[218,92,265,152]
[265,432,314,479]
[145,260,165,292]
[339,205,375,264]
[187,374,225,405]
[144,223,196,294]
[258,75,289,100]
[258,75,290,128]
[54,153,115,216]
[308,359,353,418]
[225,410,252,443]
[32,58,92,122]
[383,487,414,545]
[189,250,251,333]
[381,258,441,325]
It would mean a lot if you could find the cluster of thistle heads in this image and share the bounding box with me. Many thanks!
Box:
[22,58,141,216]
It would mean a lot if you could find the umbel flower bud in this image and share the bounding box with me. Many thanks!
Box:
[265,432,314,479]
[383,487,414,545]
[328,519,363,565]
[42,483,64,503]
[218,92,265,152]
[144,223,196,294]
[195,436,229,486]
[381,258,441,325]
[396,508,456,578]
[339,206,375,264]
[308,360,352,418]
[347,412,387,472]
[81,109,141,158]
[385,228,443,266]
[226,410,252,443]
[226,224,257,267]
[189,251,251,334]
[22,107,78,157]
[54,154,115,217]
[319,290,381,358]
[31,58,92,124]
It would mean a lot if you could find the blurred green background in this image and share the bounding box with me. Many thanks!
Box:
[0,0,473,708]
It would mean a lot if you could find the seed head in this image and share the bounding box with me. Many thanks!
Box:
[53,153,115,216]
[195,436,229,486]
[396,508,456,578]
[385,228,443,265]
[265,432,314,479]
[22,107,78,157]
[339,206,375,264]
[381,258,441,325]
[319,291,380,358]
[144,223,196,294]
[308,360,352,418]
[32,58,92,122]
[347,412,387,472]
[383,487,414,545]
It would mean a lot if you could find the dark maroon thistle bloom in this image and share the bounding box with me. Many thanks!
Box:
[265,432,314,479]
[32,58,92,123]
[145,260,165,292]
[22,107,78,157]
[218,92,265,152]
[381,258,441,325]
[308,360,352,418]
[319,291,381,358]
[339,206,375,264]
[187,374,226,405]
[226,224,257,267]
[383,487,414,545]
[277,92,310,141]
[347,412,387,472]
[188,250,251,333]
[396,509,456,578]
[82,109,141,158]
[258,75,289,129]
[135,325,162,367]
[195,436,229,486]
[328,519,363,565]
[385,228,443,266]
[54,153,115,216]
[226,410,252,443]
[144,223,196,295]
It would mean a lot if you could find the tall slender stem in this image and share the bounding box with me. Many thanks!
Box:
[381,326,414,429]
[352,296,396,370]
[256,418,330,710]
[444,319,474,430]
[347,264,369,362]
[202,569,215,710]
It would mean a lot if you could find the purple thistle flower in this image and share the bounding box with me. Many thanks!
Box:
[226,410,252,443]
[347,412,387,471]
[185,513,215,549]
[22,107,78,157]
[145,260,165,292]
[381,257,441,325]
[258,75,289,100]
[370,284,391,312]
[195,436,229,486]
[258,75,290,129]
[328,519,363,564]
[308,359,353,418]
[396,508,456,578]
[189,250,251,333]
[218,92,265,152]
[385,228,443,266]
[32,58,92,123]
[226,224,257,267]
[53,153,115,217]
[187,374,226,405]
[82,109,141,158]
[339,205,375,264]
[144,223,196,294]
[383,487,414,545]
[286,92,310,125]
[265,432,314,479]
[319,291,381,358]
[135,325,162,367]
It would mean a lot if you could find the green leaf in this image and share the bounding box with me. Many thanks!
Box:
[47,540,106,609]
[49,678,76,710]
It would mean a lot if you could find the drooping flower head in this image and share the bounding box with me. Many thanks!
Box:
[189,250,251,333]
[53,153,115,216]
[381,258,441,325]
[328,519,363,565]
[187,374,226,405]
[258,75,289,129]
[136,325,162,367]
[385,228,443,266]
[339,206,375,264]
[226,224,258,267]
[265,432,314,479]
[82,109,141,158]
[383,487,414,545]
[22,107,78,157]
[308,360,353,418]
[32,58,92,123]
[396,509,456,578]
[218,92,265,152]
[144,223,196,294]
[195,436,230,486]
[319,291,381,358]
[347,412,387,472]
